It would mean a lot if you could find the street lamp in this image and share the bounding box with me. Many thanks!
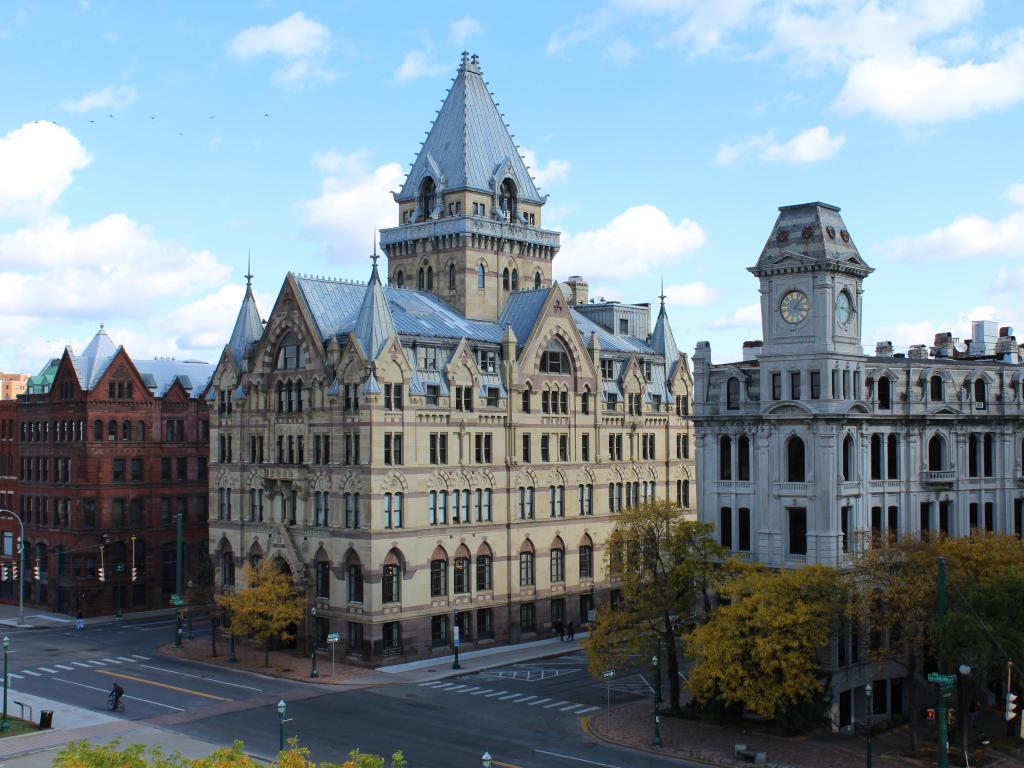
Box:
[959,663,973,768]
[187,579,194,640]
[1,636,9,732]
[652,654,663,748]
[452,611,461,671]
[309,605,319,678]
[226,608,238,663]
[481,751,492,768]
[865,683,873,768]
[174,508,184,648]
[277,699,286,752]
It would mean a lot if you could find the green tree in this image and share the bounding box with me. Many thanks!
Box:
[583,501,722,714]
[687,563,844,728]
[216,560,304,666]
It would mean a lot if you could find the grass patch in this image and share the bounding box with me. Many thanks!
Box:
[0,717,39,737]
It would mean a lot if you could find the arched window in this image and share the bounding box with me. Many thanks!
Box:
[534,271,542,289]
[419,177,436,219]
[719,435,732,481]
[786,436,806,482]
[502,268,510,291]
[842,434,854,481]
[427,266,434,290]
[347,552,364,603]
[726,377,740,410]
[974,378,987,407]
[395,270,404,288]
[877,376,891,410]
[930,375,944,401]
[276,381,285,413]
[94,420,103,441]
[276,332,304,370]
[499,178,517,219]
[738,434,750,481]
[550,539,565,583]
[448,263,456,290]
[221,549,235,587]
[122,420,131,441]
[887,434,899,479]
[511,269,519,290]
[477,263,485,288]
[382,550,402,603]
[418,268,425,290]
[136,420,145,441]
[539,338,571,374]
[476,544,493,590]
[870,434,883,479]
[928,435,946,471]
[107,420,117,441]
[430,547,448,597]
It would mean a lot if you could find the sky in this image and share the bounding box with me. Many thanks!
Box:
[1,0,1024,374]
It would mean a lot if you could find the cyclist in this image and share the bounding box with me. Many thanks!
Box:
[109,682,124,711]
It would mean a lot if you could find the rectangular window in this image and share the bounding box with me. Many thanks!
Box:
[581,433,590,462]
[550,549,565,583]
[426,385,440,405]
[720,507,732,549]
[787,507,807,555]
[841,506,850,553]
[382,565,400,604]
[738,508,751,551]
[579,545,593,578]
[478,349,497,372]
[888,506,899,543]
[455,386,473,412]
[113,458,126,482]
[477,608,494,639]
[600,359,615,379]
[486,387,499,408]
[160,458,171,481]
[810,370,821,399]
[519,603,536,633]
[790,371,801,400]
[559,434,568,462]
[430,559,448,596]
[521,434,531,462]
[176,457,187,481]
[519,552,535,585]
[541,434,550,462]
[772,373,782,401]
[920,501,932,540]
[429,433,448,465]
[521,390,531,413]
[130,458,143,481]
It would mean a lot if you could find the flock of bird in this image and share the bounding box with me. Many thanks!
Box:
[34,113,273,136]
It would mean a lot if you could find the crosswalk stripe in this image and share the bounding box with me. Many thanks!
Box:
[38,667,58,674]
[418,681,440,687]
[576,706,598,715]
[21,670,41,677]
[484,690,506,697]
[116,657,136,663]
[499,692,521,700]
[469,688,492,695]
[86,660,105,666]
[131,655,151,660]
[459,687,481,694]
[511,694,536,703]
[7,673,21,680]
[101,658,122,664]
[544,700,570,708]
[434,682,456,690]
[528,698,552,706]
[559,704,583,712]
[447,685,469,692]
[72,662,91,668]
[55,664,75,671]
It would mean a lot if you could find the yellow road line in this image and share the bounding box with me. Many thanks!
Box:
[493,761,523,768]
[94,669,232,701]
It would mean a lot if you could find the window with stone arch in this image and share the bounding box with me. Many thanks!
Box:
[928,434,947,471]
[395,270,404,288]
[477,263,486,288]
[276,331,305,370]
[930,374,944,401]
[499,177,517,219]
[502,268,510,291]
[534,271,542,289]
[448,263,456,290]
[539,337,571,375]
[726,377,740,410]
[419,176,436,219]
[511,268,519,291]
[786,435,806,482]
[417,267,425,290]
[842,434,855,481]
[427,266,434,290]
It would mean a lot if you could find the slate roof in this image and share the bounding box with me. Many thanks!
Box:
[750,202,873,277]
[228,277,264,369]
[351,259,398,359]
[649,301,680,371]
[396,53,544,205]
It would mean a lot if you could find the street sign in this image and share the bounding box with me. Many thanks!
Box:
[928,673,956,685]
[170,594,185,607]
[326,633,341,644]
[453,625,460,648]
[602,670,615,679]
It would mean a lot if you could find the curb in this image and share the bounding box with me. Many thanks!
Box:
[580,713,730,768]
[388,644,586,685]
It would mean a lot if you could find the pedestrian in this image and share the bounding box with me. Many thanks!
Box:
[567,621,575,641]
[76,610,84,631]
[557,620,564,641]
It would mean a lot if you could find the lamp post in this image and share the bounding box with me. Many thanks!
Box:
[865,683,873,768]
[452,611,461,670]
[227,608,238,663]
[174,509,183,648]
[481,751,492,767]
[309,605,319,678]
[959,663,972,768]
[0,509,25,626]
[187,579,194,640]
[277,699,286,752]
[1,636,9,732]
[652,654,663,748]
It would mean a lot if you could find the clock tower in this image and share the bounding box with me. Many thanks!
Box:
[748,202,872,359]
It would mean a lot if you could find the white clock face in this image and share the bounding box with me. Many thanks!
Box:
[780,290,809,324]
[835,291,852,325]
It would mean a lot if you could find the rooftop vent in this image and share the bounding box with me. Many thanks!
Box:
[932,332,955,358]
[875,341,893,357]
[742,340,763,362]
[908,344,929,359]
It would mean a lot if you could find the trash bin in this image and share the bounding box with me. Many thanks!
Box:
[39,710,53,729]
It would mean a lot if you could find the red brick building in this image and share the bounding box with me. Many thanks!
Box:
[12,328,215,615]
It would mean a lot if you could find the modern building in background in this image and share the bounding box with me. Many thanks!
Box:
[207,53,695,663]
[693,201,1024,730]
[9,328,214,614]
[0,373,29,401]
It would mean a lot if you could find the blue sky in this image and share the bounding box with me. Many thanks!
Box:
[2,1,1023,373]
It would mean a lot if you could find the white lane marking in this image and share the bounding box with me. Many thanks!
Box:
[534,750,623,768]
[131,655,152,660]
[447,685,469,692]
[72,662,91,668]
[7,673,21,680]
[576,706,599,715]
[510,694,536,703]
[560,703,584,712]
[38,667,58,674]
[484,690,506,697]
[55,664,75,671]
[127,620,177,629]
[469,688,492,695]
[101,658,122,664]
[55,677,184,711]
[21,670,41,677]
[544,700,570,708]
[85,660,105,666]
[418,681,441,687]
[528,698,552,706]
[498,692,521,700]
[116,657,137,663]
[433,682,456,690]
[458,686,481,694]
[136,664,262,692]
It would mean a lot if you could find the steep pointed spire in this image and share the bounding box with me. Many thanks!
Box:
[228,265,264,369]
[395,53,544,206]
[72,324,118,389]
[352,253,397,360]
[649,295,679,367]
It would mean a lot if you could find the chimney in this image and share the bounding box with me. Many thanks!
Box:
[564,276,589,306]
[875,341,893,357]
[742,340,763,362]
[931,332,954,358]
[996,334,1019,363]
[908,344,929,359]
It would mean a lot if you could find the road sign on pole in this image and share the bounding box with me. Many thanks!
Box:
[603,670,615,726]
[928,673,956,686]
[325,634,341,677]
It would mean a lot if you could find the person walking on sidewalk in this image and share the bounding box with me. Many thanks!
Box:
[567,621,575,641]
[76,610,84,631]
[557,621,564,641]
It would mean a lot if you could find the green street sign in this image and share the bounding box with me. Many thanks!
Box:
[170,594,185,607]
[927,672,956,685]
[326,633,341,643]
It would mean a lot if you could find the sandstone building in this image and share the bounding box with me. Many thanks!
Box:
[208,54,695,663]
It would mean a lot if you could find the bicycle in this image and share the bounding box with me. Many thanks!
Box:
[106,693,125,713]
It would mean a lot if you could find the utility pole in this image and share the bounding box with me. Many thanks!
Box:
[175,510,184,648]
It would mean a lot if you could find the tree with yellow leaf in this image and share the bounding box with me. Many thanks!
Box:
[583,501,722,714]
[216,559,305,667]
[687,563,845,729]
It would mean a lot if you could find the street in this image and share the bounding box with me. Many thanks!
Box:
[0,618,700,768]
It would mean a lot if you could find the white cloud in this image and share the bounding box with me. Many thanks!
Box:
[664,281,717,306]
[0,122,92,216]
[835,42,1024,123]
[302,150,406,264]
[604,38,636,64]
[710,302,760,329]
[227,13,335,85]
[450,16,483,44]
[715,125,844,165]
[873,304,1012,352]
[555,204,706,280]
[1007,183,1024,207]
[395,50,448,83]
[60,84,137,113]
[521,148,571,188]
[547,9,614,56]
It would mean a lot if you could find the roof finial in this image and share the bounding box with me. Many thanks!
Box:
[372,229,378,267]
[245,249,253,287]
[99,323,105,332]
[658,275,666,308]
[460,51,469,70]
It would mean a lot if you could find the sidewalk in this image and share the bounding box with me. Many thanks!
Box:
[0,602,177,629]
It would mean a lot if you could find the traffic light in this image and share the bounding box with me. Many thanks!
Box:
[131,566,138,582]
[926,708,936,721]
[11,562,18,582]
[98,566,105,583]
[33,559,40,581]
[1,563,7,581]
[1006,691,1019,721]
